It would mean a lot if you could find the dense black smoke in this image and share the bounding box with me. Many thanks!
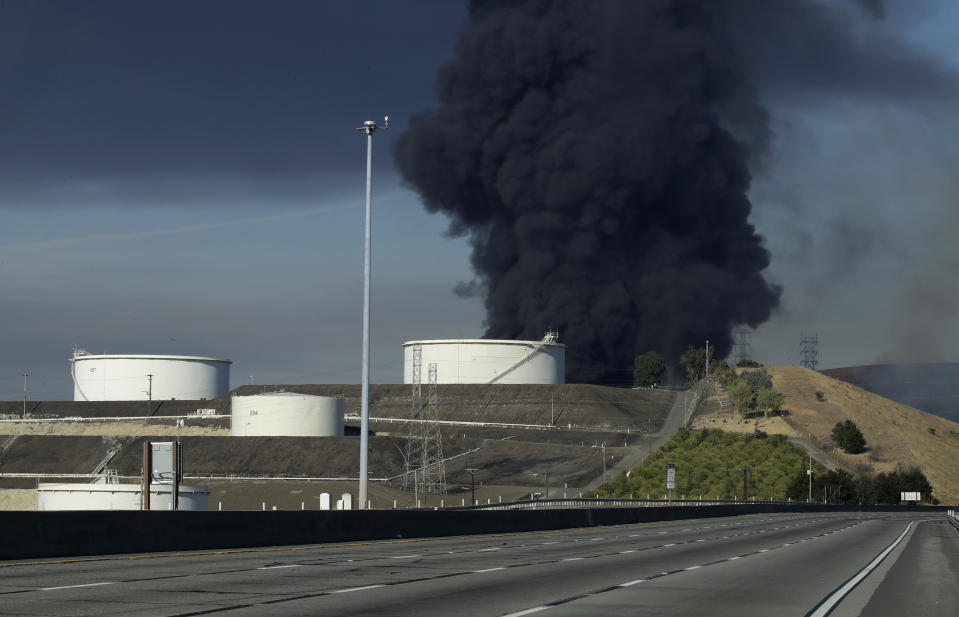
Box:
[394,0,782,383]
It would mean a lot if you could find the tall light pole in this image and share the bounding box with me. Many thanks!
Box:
[357,116,388,510]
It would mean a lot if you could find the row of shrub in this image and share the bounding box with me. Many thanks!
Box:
[592,428,934,505]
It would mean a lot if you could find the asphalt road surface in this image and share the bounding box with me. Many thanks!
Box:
[0,512,955,616]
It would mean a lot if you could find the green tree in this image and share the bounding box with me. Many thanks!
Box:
[832,419,867,454]
[633,351,666,387]
[729,379,754,416]
[755,387,785,416]
[736,358,761,368]
[680,345,715,385]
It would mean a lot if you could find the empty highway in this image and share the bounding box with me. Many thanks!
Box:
[0,512,956,616]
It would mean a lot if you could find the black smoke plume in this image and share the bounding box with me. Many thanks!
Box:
[394,0,782,383]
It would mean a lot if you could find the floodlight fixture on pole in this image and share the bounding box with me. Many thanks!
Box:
[356,115,389,510]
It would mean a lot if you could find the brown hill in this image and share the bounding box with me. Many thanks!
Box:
[696,365,959,504]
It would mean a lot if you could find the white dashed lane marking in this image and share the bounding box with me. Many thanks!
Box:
[331,585,385,594]
[41,582,115,591]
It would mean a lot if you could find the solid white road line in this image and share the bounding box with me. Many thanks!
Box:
[41,582,115,591]
[808,522,913,617]
[562,557,584,561]
[390,555,421,559]
[474,567,506,573]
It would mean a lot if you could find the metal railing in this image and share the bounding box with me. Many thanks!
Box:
[0,415,229,423]
[447,497,797,511]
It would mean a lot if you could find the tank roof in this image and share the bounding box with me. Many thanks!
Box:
[71,354,231,364]
[233,392,334,399]
[402,338,566,348]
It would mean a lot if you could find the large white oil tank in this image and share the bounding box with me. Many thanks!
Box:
[70,350,230,401]
[231,392,344,436]
[37,483,209,510]
[403,334,565,385]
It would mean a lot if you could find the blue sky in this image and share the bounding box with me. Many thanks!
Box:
[2,1,958,400]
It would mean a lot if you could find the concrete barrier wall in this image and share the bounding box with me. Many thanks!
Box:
[0,504,947,561]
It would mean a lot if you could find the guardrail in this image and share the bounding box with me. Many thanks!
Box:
[0,472,390,482]
[451,497,794,511]
[0,415,230,423]
[346,413,652,435]
[948,509,959,531]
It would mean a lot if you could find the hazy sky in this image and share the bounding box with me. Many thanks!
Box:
[2,0,958,400]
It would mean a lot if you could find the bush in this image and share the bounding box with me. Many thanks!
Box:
[742,369,773,392]
[736,359,761,368]
[832,420,867,454]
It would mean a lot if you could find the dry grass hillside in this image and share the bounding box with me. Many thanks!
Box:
[695,365,959,504]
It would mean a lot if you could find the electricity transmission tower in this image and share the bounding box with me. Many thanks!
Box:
[800,334,819,370]
[733,328,752,365]
[404,348,446,498]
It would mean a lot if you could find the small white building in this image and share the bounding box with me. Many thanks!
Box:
[231,392,344,436]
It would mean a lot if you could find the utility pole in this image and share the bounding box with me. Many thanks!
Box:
[22,371,28,419]
[647,416,652,458]
[594,442,607,484]
[466,467,479,506]
[705,340,709,378]
[356,115,388,510]
[807,454,813,502]
[146,373,153,414]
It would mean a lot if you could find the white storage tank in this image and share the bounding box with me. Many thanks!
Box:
[403,334,565,385]
[71,349,230,401]
[37,483,209,510]
[231,392,345,436]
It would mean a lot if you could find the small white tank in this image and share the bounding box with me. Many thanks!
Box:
[231,393,344,436]
[37,483,209,510]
